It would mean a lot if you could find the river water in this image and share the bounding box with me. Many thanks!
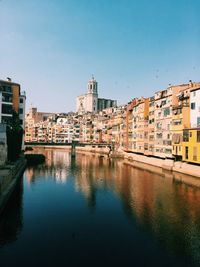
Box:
[1,149,200,266]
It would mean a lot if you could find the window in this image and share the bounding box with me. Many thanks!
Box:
[1,104,12,114]
[177,108,182,114]
[185,147,189,159]
[164,108,170,117]
[2,93,12,103]
[20,98,23,103]
[1,86,12,93]
[197,131,200,142]
[183,130,189,142]
[191,103,196,110]
[197,117,200,126]
[173,119,182,126]
[193,147,197,161]
[190,132,192,138]
[19,108,23,114]
[156,133,162,139]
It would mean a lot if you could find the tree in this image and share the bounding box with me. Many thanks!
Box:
[6,110,23,162]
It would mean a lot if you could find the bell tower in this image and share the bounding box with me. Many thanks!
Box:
[87,75,98,94]
[86,76,98,113]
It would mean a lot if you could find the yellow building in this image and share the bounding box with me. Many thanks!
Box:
[171,88,190,160]
[182,129,200,164]
[172,82,200,161]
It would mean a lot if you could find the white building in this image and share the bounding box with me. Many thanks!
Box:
[190,87,200,128]
[76,77,117,114]
[19,91,26,129]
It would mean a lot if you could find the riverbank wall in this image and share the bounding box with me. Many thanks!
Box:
[0,157,27,214]
[76,146,110,155]
[75,146,200,179]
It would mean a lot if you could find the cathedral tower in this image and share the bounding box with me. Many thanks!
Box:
[87,76,98,94]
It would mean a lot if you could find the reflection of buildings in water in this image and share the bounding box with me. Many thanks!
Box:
[25,149,72,184]
[111,163,200,265]
[25,148,200,264]
[45,149,70,168]
[26,167,35,185]
[55,168,68,184]
[31,148,70,167]
[0,179,23,246]
[26,165,70,185]
[75,155,97,209]
[74,154,116,209]
[74,154,200,264]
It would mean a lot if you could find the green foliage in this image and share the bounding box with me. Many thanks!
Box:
[6,110,23,162]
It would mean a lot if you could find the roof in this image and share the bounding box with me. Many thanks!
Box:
[0,79,20,87]
[190,87,200,92]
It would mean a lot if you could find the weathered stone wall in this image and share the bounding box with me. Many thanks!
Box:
[0,124,7,166]
[76,146,110,155]
[77,146,200,179]
[0,157,27,214]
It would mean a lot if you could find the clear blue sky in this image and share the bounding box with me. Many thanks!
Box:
[0,0,200,112]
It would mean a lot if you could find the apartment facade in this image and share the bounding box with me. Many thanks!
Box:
[148,97,155,156]
[0,79,26,127]
[182,87,200,163]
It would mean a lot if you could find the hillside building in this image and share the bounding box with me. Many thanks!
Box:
[76,77,117,114]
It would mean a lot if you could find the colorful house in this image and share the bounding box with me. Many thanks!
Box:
[182,87,200,164]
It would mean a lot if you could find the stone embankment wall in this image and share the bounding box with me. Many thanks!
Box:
[76,146,110,155]
[0,124,7,166]
[113,150,200,178]
[0,157,27,214]
[76,145,200,179]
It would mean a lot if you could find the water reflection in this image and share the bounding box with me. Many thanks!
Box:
[114,164,200,265]
[1,149,200,266]
[75,152,200,265]
[26,149,73,184]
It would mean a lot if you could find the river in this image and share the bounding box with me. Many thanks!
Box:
[0,149,200,266]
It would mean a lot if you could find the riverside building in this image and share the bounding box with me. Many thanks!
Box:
[182,86,200,164]
[25,107,55,142]
[0,78,26,128]
[25,79,200,166]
